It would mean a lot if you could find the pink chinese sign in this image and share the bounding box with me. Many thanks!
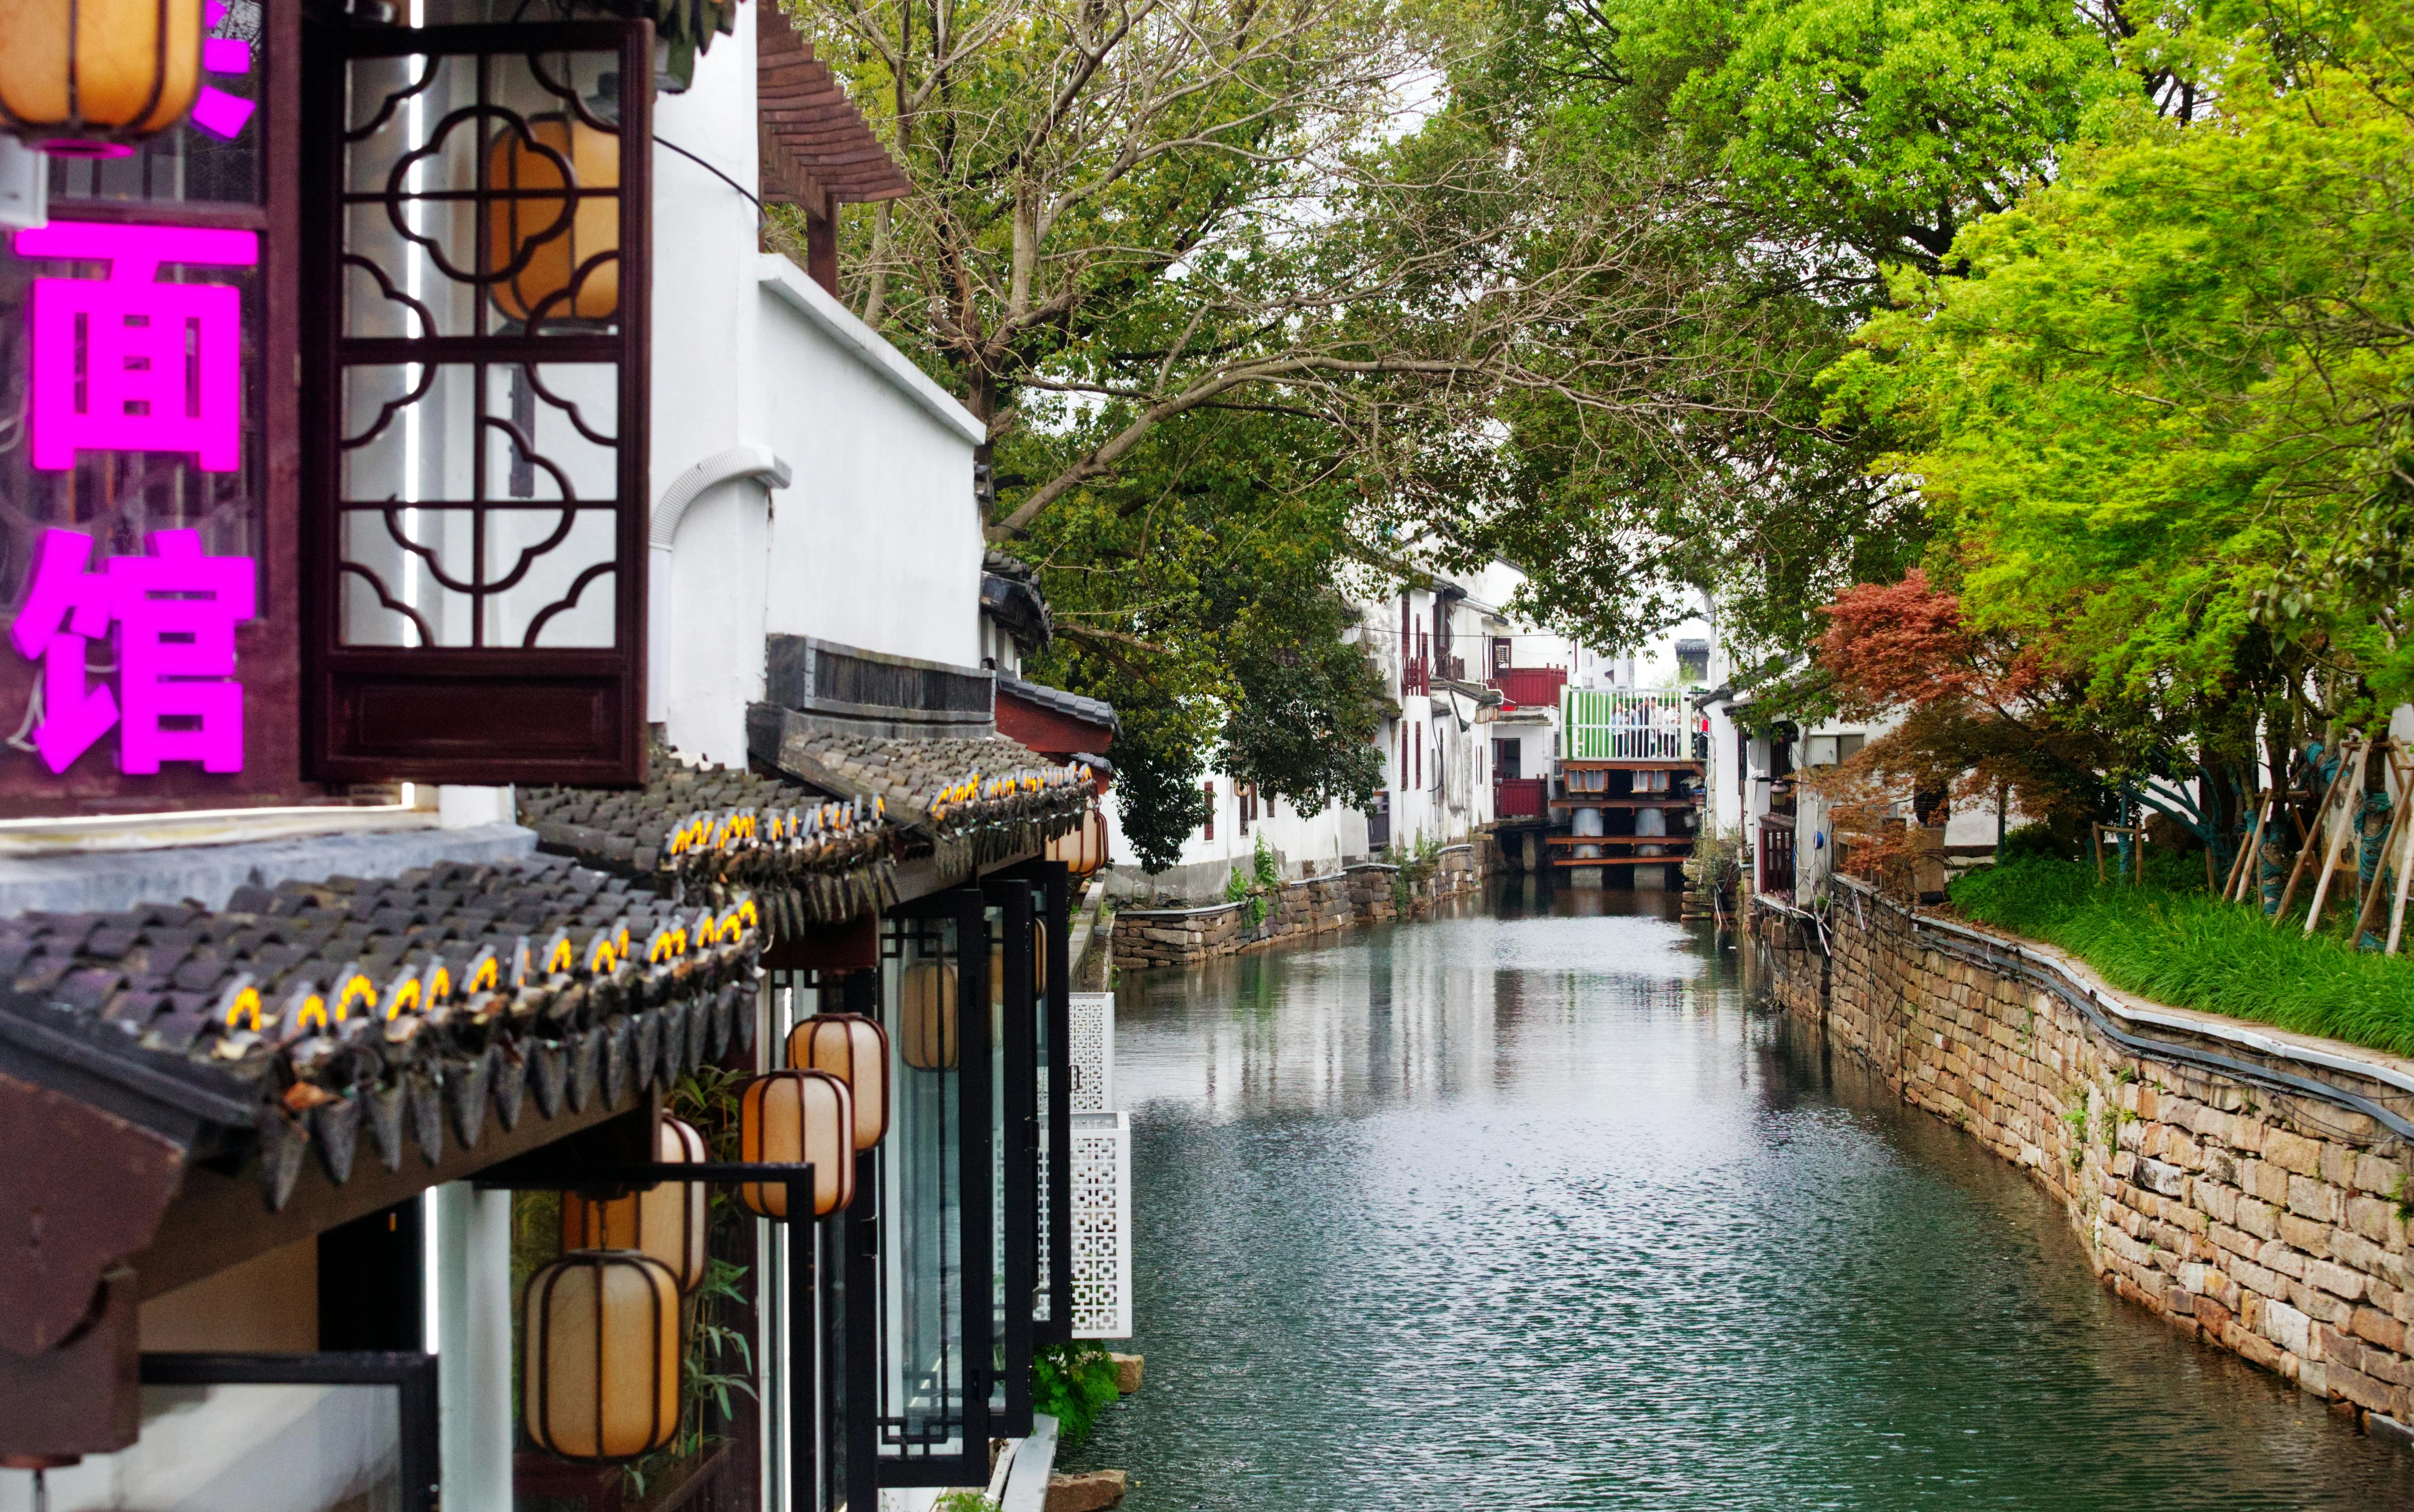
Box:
[14,221,258,473]
[10,529,255,775]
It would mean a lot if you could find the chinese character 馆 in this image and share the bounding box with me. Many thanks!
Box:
[11,529,256,775]
[13,221,258,473]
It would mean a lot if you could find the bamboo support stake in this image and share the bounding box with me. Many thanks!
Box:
[2350,794,2411,946]
[2302,743,2373,935]
[2225,790,2269,903]
[2277,738,2364,922]
[2387,817,2414,954]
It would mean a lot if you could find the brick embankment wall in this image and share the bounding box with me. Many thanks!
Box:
[1112,841,1490,968]
[1757,881,2414,1441]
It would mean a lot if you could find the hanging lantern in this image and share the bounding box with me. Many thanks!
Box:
[560,1117,707,1293]
[787,1013,889,1151]
[900,959,958,1070]
[487,107,621,324]
[1045,809,1109,877]
[0,0,204,158]
[522,1249,681,1463]
[737,1068,854,1219]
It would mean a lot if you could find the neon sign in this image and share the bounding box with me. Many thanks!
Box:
[14,220,257,472]
[11,529,256,775]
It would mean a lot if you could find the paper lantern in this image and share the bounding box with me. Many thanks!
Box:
[900,959,958,1070]
[737,1068,853,1219]
[559,1117,706,1292]
[522,1249,680,1462]
[487,110,620,323]
[0,0,203,157]
[1046,810,1108,876]
[787,1013,889,1151]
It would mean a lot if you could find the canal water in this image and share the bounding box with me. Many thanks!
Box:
[1063,884,2414,1509]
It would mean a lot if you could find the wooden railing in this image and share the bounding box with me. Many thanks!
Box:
[1490,666,1568,708]
[1496,777,1547,818]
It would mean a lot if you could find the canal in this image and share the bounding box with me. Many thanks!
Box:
[1063,884,2414,1509]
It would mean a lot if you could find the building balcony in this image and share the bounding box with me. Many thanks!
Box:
[1489,666,1568,709]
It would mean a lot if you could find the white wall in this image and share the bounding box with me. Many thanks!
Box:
[642,11,987,763]
[753,262,984,669]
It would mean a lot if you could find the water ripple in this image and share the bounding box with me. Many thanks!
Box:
[1066,891,2414,1510]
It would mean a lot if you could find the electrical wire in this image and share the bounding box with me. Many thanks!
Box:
[656,135,763,215]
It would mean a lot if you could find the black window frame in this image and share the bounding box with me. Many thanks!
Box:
[139,1350,438,1512]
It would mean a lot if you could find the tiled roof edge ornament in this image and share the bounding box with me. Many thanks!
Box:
[663,793,902,936]
[520,742,908,934]
[0,857,763,1214]
[924,762,1093,878]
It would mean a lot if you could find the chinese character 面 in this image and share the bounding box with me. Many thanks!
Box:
[13,221,259,473]
[11,529,256,775]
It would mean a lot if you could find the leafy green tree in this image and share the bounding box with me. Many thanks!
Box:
[1219,584,1390,812]
[1445,0,2194,667]
[1823,19,2414,754]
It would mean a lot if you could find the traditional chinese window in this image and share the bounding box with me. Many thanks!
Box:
[0,0,297,812]
[303,20,652,785]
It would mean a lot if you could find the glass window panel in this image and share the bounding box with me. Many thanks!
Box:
[879,913,966,1464]
[3,1383,401,1511]
[341,48,626,341]
[484,508,616,648]
[0,243,266,633]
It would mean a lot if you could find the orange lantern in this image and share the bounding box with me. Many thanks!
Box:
[560,1117,707,1292]
[900,959,958,1070]
[0,0,204,157]
[522,1249,681,1462]
[787,1013,889,1151]
[1045,809,1109,877]
[737,1068,854,1219]
[487,110,620,323]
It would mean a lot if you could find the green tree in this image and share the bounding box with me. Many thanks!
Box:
[1219,583,1389,812]
[1823,19,2414,758]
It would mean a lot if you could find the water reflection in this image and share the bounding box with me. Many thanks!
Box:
[1072,884,2414,1510]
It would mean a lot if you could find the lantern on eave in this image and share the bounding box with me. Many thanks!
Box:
[737,1068,854,1219]
[787,1013,889,1151]
[522,1249,681,1462]
[900,959,958,1071]
[1045,808,1109,878]
[0,0,204,158]
[560,1117,707,1293]
[487,102,621,325]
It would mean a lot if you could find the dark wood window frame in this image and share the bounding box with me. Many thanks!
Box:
[301,18,654,787]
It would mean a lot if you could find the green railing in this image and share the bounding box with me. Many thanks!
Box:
[1561,687,1691,761]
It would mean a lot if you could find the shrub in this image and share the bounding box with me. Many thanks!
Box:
[1949,854,2414,1056]
[1032,1342,1122,1449]
[1996,822,2074,864]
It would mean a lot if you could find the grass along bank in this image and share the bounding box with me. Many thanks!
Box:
[1946,853,2414,1060]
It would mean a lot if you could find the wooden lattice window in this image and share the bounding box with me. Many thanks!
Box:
[302,19,652,784]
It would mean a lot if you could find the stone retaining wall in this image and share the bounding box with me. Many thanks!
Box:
[1111,842,1490,967]
[1758,881,2414,1443]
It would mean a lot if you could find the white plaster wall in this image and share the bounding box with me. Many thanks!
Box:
[754,263,983,669]
[663,475,775,764]
[641,9,986,763]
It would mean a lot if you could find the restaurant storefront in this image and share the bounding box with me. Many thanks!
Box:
[0,3,1103,1508]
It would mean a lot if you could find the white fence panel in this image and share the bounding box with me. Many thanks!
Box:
[1069,991,1114,1112]
[1069,1110,1131,1339]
